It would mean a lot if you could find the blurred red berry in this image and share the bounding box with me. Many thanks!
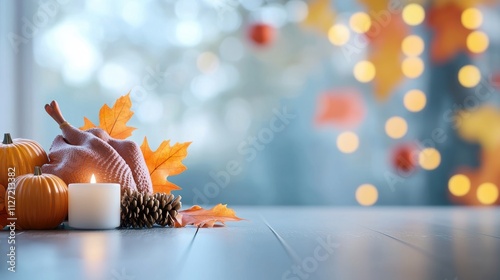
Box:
[392,144,417,173]
[248,23,275,46]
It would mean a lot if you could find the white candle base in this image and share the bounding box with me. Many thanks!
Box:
[68,183,120,230]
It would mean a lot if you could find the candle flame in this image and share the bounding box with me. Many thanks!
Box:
[90,174,96,184]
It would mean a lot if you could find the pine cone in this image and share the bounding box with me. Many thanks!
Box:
[154,193,182,227]
[120,188,181,229]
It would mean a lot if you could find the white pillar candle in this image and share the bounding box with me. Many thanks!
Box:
[68,174,120,229]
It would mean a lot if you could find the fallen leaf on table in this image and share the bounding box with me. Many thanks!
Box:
[175,204,243,228]
[80,93,136,139]
[141,137,191,194]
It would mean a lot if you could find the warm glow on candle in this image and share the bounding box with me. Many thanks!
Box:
[90,174,96,184]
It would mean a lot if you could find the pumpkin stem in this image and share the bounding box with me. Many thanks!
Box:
[3,133,13,144]
[34,166,42,176]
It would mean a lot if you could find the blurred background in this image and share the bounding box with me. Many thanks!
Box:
[1,0,500,206]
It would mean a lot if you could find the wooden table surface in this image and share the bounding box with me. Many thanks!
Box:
[1,207,499,280]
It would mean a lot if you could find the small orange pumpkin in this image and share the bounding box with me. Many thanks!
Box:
[0,183,7,228]
[0,133,48,187]
[13,167,68,230]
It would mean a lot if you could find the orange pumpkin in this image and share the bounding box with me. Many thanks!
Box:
[0,183,7,228]
[13,167,68,230]
[0,133,48,187]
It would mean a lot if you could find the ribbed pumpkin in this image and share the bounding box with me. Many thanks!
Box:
[0,183,7,228]
[0,133,48,187]
[13,167,68,230]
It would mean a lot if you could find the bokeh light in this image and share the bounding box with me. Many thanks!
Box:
[458,65,481,88]
[466,31,489,54]
[418,148,441,170]
[404,89,426,112]
[328,24,350,46]
[461,7,483,29]
[175,20,202,46]
[353,61,376,83]
[356,184,378,206]
[349,12,371,33]
[385,116,408,139]
[402,57,424,79]
[448,174,471,196]
[197,52,220,74]
[402,4,425,26]
[337,131,359,153]
[402,35,425,56]
[476,182,499,205]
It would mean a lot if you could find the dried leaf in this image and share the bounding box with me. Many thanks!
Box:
[302,0,336,34]
[79,93,136,139]
[315,89,365,128]
[175,204,243,228]
[427,3,470,63]
[452,106,500,205]
[366,13,408,100]
[434,0,495,9]
[80,117,97,130]
[358,0,392,12]
[141,137,191,194]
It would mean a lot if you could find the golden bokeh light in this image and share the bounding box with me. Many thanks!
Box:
[349,12,372,33]
[404,89,427,112]
[461,8,483,29]
[402,57,425,79]
[402,4,425,26]
[385,116,408,139]
[418,148,441,170]
[458,65,481,88]
[467,31,489,54]
[353,61,376,83]
[356,184,378,206]
[328,24,350,46]
[448,174,471,196]
[476,182,499,205]
[402,35,425,56]
[337,131,359,154]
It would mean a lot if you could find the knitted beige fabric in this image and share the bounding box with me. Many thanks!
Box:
[42,123,153,194]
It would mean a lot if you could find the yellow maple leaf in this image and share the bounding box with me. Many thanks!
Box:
[174,204,243,228]
[302,0,336,34]
[79,93,136,139]
[140,137,191,194]
[366,13,408,100]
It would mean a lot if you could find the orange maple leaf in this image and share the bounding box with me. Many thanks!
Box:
[140,137,191,194]
[315,89,365,128]
[175,204,243,228]
[79,93,136,139]
[427,3,471,63]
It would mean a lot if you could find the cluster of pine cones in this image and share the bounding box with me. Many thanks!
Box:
[120,188,182,229]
